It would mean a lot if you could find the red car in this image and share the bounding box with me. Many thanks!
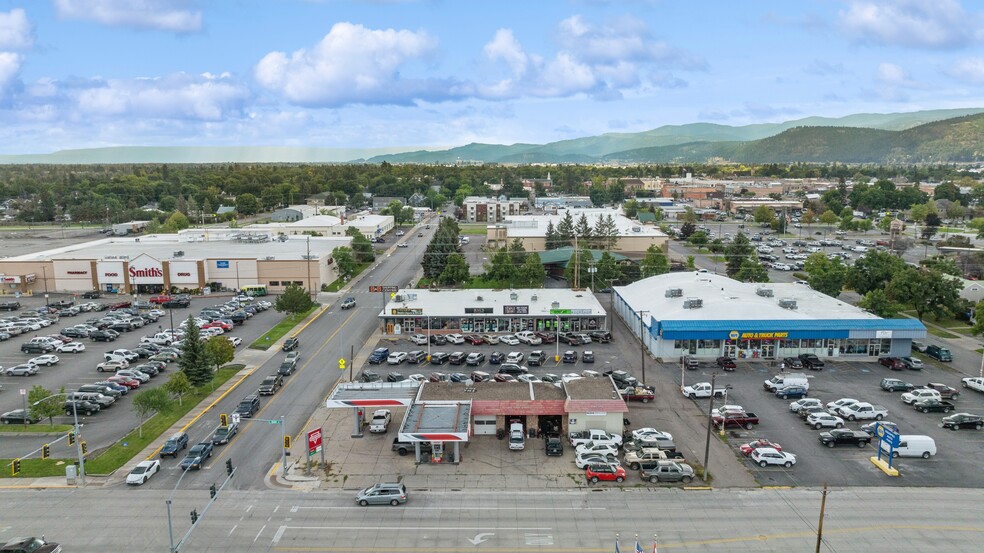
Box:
[878,357,905,371]
[464,334,485,345]
[204,321,233,331]
[494,373,518,382]
[149,295,173,304]
[739,439,782,456]
[109,301,132,309]
[108,375,141,389]
[585,463,626,483]
[48,334,73,343]
[715,357,737,370]
[535,332,557,344]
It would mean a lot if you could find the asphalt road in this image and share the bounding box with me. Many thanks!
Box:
[139,219,437,491]
[2,486,983,552]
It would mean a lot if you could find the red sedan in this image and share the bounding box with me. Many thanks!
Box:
[585,463,626,483]
[494,373,518,382]
[108,375,141,389]
[464,335,485,345]
[878,357,905,370]
[739,439,782,456]
[204,321,233,331]
[149,295,173,304]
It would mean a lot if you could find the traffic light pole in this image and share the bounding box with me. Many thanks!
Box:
[253,416,288,477]
[167,459,236,553]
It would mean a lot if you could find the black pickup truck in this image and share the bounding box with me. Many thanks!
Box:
[798,353,825,370]
[819,429,872,448]
[913,398,955,413]
[392,438,433,456]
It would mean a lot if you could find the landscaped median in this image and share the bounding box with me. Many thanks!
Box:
[0,364,245,479]
[0,424,73,434]
[249,304,320,350]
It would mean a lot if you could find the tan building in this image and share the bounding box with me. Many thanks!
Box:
[0,233,350,295]
[486,208,668,256]
[462,196,526,223]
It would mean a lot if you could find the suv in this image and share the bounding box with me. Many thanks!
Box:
[925,345,952,362]
[340,297,357,310]
[356,482,408,506]
[367,347,390,364]
[234,394,261,418]
[282,337,299,351]
[258,374,284,395]
[278,359,297,376]
[160,431,189,458]
[21,342,53,354]
[407,350,428,364]
[449,351,466,365]
[0,301,20,311]
[528,351,546,366]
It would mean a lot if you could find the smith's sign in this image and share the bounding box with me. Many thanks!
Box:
[129,267,164,278]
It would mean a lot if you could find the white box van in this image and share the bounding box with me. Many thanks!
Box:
[763,373,810,392]
[880,435,936,459]
[508,422,525,451]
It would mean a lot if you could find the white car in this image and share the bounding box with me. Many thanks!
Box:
[227,336,242,347]
[368,409,392,433]
[789,398,822,412]
[902,388,940,404]
[751,447,796,468]
[409,334,428,346]
[126,459,160,485]
[117,369,150,383]
[630,428,673,442]
[711,405,745,417]
[825,398,858,413]
[517,374,542,383]
[405,374,426,383]
[575,441,619,457]
[387,352,408,365]
[505,352,525,364]
[29,354,60,366]
[575,453,619,469]
[499,335,520,346]
[56,342,86,353]
[807,412,845,429]
[445,333,465,345]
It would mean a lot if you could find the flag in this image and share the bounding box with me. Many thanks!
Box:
[615,537,621,553]
[653,536,658,553]
[636,539,644,553]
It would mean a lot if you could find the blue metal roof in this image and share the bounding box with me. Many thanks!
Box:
[658,318,926,340]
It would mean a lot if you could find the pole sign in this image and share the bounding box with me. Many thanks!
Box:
[875,422,901,469]
[307,429,323,456]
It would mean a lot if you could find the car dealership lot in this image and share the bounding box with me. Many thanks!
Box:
[674,358,984,487]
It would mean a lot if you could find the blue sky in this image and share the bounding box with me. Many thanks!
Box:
[0,0,982,154]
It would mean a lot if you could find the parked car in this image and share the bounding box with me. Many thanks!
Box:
[367,347,390,364]
[775,385,808,400]
[640,461,695,483]
[924,344,952,362]
[528,350,546,366]
[465,352,485,366]
[715,356,737,370]
[585,463,626,483]
[448,351,466,365]
[0,409,41,424]
[789,398,822,412]
[819,429,872,448]
[489,351,505,364]
[901,357,924,370]
[881,378,916,392]
[941,413,983,431]
[807,412,845,429]
[739,439,782,456]
[429,352,450,365]
[750,447,796,468]
[387,352,408,365]
[582,351,595,363]
[369,410,392,433]
[879,357,906,371]
[505,351,525,364]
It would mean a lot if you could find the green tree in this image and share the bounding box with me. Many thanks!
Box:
[819,209,839,230]
[162,211,191,233]
[639,244,669,278]
[801,210,816,224]
[886,267,962,321]
[484,248,517,285]
[563,247,594,288]
[734,258,769,283]
[971,299,984,335]
[688,231,708,247]
[28,385,63,427]
[848,250,906,295]
[920,255,961,276]
[686,255,696,270]
[178,317,211,387]
[163,371,193,407]
[508,238,527,269]
[623,199,640,219]
[753,205,776,225]
[332,246,357,279]
[678,222,695,240]
[235,193,260,216]
[556,211,575,247]
[574,213,593,245]
[132,387,172,437]
[593,213,618,249]
[438,253,470,285]
[724,233,754,277]
[859,289,904,318]
[544,221,561,250]
[275,283,315,319]
[681,207,698,223]
[516,253,547,288]
[205,335,235,373]
[804,253,847,297]
[421,219,459,279]
[595,251,622,288]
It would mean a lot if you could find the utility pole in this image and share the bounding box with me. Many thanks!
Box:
[702,372,716,481]
[815,483,829,553]
[306,235,313,299]
[638,310,649,386]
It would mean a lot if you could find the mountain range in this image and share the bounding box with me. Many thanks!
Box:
[0,108,981,165]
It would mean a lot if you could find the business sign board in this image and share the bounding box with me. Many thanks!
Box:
[128,254,164,284]
[96,261,125,284]
[216,260,230,269]
[168,260,199,284]
[307,429,323,456]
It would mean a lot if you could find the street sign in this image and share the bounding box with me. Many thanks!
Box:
[308,429,323,456]
[369,285,399,293]
[369,285,383,293]
[231,413,241,425]
[19,388,25,396]
[269,419,282,425]
[338,358,346,371]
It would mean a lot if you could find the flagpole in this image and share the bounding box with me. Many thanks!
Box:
[615,533,620,553]
[653,533,658,553]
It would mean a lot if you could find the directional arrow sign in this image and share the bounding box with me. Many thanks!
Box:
[467,533,494,545]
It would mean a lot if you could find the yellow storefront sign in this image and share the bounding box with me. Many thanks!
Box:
[739,332,789,339]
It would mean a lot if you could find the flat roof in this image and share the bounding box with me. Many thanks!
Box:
[417,381,567,401]
[564,377,621,400]
[325,381,420,408]
[382,288,607,318]
[616,272,880,323]
[498,208,667,238]
[9,234,352,262]
[399,401,472,441]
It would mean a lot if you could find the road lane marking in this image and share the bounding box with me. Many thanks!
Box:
[254,525,266,543]
[228,525,238,535]
[291,506,603,511]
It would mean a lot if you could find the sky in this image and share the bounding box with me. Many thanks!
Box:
[0,0,982,154]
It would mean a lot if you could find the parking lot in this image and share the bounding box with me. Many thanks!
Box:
[0,293,279,459]
[670,356,984,487]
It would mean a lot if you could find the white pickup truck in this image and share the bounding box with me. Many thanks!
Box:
[682,382,727,399]
[569,429,622,448]
[962,377,984,393]
[140,332,175,346]
[835,402,888,421]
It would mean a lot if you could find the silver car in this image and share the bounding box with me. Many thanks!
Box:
[356,482,407,506]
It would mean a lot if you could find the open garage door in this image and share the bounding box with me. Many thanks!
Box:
[473,415,496,435]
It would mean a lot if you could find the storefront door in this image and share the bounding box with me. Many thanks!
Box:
[868,343,880,356]
[761,341,776,359]
[724,343,737,358]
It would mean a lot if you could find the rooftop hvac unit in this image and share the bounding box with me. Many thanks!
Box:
[476,295,484,301]
[394,295,405,303]
[778,298,798,310]
[530,294,538,302]
[665,288,683,298]
[265,256,275,260]
[683,298,703,309]
[173,251,184,257]
[756,288,774,297]
[632,226,641,232]
[510,292,518,300]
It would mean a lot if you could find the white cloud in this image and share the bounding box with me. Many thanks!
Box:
[54,0,203,33]
[839,0,979,49]
[947,58,984,83]
[74,72,249,120]
[0,52,22,94]
[0,9,34,50]
[478,16,703,101]
[876,63,917,86]
[255,22,459,107]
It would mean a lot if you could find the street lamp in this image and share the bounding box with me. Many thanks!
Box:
[32,393,85,485]
[587,265,597,291]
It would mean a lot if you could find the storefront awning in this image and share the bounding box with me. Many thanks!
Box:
[658,318,927,340]
[325,381,420,408]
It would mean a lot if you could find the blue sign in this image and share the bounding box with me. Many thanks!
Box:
[874,422,901,469]
[216,260,230,269]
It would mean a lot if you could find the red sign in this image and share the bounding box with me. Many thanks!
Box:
[307,428,322,456]
[129,266,164,278]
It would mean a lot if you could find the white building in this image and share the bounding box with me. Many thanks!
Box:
[487,208,668,255]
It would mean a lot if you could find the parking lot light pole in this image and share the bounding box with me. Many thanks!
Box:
[32,393,84,485]
[638,310,649,386]
[703,373,716,481]
[979,348,983,378]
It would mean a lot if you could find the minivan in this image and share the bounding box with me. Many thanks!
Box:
[356,482,407,506]
[925,345,952,362]
[880,435,936,459]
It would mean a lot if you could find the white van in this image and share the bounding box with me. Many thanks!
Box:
[508,422,525,451]
[881,435,936,459]
[763,373,810,392]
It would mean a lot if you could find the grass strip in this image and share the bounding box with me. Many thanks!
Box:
[1,365,243,478]
[0,424,73,434]
[249,305,319,350]
[323,262,369,292]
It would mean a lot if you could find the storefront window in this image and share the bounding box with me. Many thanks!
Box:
[779,339,798,350]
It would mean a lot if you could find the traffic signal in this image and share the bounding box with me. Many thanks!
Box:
[190,510,198,524]
[209,484,217,498]
[225,458,233,476]
[42,444,50,460]
[11,458,20,475]
[283,435,291,449]
[67,431,75,446]
[80,441,88,455]
[220,413,228,427]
